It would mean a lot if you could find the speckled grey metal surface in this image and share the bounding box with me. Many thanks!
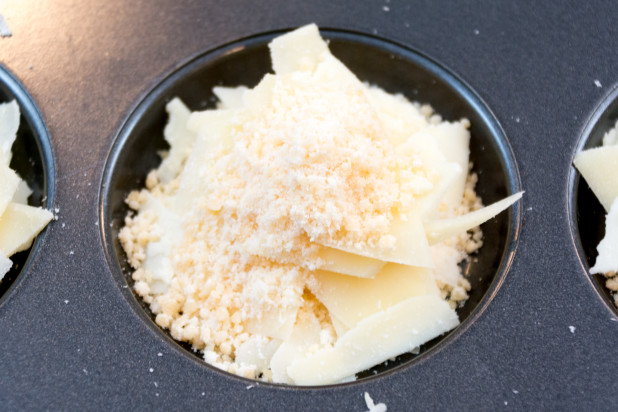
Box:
[1,0,618,410]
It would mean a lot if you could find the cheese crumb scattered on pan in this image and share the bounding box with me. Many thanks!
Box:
[119,24,521,385]
[364,391,387,412]
[574,120,618,307]
[0,100,53,281]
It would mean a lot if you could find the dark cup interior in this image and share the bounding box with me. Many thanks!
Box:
[101,29,521,385]
[571,86,618,316]
[0,65,54,306]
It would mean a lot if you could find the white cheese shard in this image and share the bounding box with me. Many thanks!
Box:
[244,305,299,341]
[269,23,329,75]
[236,335,281,376]
[213,86,248,110]
[573,146,618,212]
[316,246,386,278]
[270,310,322,384]
[428,121,471,209]
[0,156,20,216]
[603,120,618,146]
[0,251,11,281]
[310,264,440,329]
[590,197,618,274]
[174,110,236,214]
[424,192,523,245]
[318,214,434,268]
[0,100,20,165]
[157,98,197,183]
[11,179,32,205]
[0,202,53,256]
[286,295,459,385]
[397,131,462,218]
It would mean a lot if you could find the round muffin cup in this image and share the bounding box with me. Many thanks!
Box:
[0,64,55,307]
[570,84,618,317]
[100,28,522,386]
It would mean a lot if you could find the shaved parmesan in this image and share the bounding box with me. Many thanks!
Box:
[11,179,32,205]
[119,24,521,385]
[0,251,11,281]
[0,100,52,280]
[157,98,196,183]
[424,192,523,245]
[269,23,329,75]
[0,158,20,216]
[0,202,53,256]
[270,310,322,383]
[213,86,248,110]
[0,100,19,164]
[573,146,618,212]
[316,246,386,278]
[287,295,459,385]
[590,198,618,274]
[429,121,471,209]
[310,264,439,329]
[319,214,434,268]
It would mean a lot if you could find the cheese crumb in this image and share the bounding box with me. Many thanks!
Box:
[364,392,387,412]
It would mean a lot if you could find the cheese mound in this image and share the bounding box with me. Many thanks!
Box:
[119,24,521,385]
[0,100,53,281]
[574,120,618,306]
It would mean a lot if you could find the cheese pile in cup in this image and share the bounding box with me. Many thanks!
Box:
[0,100,53,281]
[574,122,618,306]
[119,24,521,385]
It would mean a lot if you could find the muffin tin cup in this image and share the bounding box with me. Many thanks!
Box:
[0,64,55,308]
[569,84,618,318]
[99,28,522,386]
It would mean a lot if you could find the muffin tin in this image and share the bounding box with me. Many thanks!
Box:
[2,2,618,410]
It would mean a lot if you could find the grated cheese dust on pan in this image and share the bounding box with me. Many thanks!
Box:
[119,24,522,385]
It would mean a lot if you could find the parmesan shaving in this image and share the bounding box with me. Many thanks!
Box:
[119,24,521,385]
[575,120,618,306]
[0,100,53,280]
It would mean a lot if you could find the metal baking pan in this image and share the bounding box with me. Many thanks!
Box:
[2,1,618,410]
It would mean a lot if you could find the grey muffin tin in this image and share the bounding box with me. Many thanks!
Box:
[2,1,618,410]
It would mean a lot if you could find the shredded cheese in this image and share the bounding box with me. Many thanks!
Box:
[119,24,520,384]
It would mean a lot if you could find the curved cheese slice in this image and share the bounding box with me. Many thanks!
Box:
[270,310,322,384]
[429,122,470,209]
[574,146,618,212]
[0,100,19,164]
[0,202,53,256]
[0,251,11,281]
[0,159,20,216]
[316,246,386,278]
[318,213,434,268]
[424,192,522,245]
[310,264,440,329]
[590,197,618,274]
[287,295,459,385]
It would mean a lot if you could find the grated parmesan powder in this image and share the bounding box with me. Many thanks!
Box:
[119,25,500,385]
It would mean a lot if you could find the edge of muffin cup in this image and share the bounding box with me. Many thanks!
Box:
[569,83,618,318]
[0,64,55,308]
